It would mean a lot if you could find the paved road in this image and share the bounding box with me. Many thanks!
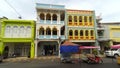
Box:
[0,58,120,68]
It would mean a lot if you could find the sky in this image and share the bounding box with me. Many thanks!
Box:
[0,0,120,22]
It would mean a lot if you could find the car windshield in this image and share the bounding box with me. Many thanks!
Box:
[111,49,117,51]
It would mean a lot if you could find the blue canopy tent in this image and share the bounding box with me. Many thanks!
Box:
[60,41,79,63]
[60,41,79,53]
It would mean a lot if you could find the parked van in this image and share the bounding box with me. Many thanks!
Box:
[105,48,120,58]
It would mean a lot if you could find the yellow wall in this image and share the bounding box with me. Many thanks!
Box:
[109,26,120,42]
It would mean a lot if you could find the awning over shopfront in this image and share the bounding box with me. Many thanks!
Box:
[60,41,79,53]
[79,46,100,49]
[111,44,120,49]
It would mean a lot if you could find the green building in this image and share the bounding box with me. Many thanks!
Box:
[0,20,35,58]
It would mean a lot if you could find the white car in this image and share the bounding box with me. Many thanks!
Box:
[105,48,120,58]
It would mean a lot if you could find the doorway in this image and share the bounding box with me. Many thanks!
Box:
[43,45,57,56]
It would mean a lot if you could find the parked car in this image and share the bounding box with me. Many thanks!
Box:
[105,48,120,58]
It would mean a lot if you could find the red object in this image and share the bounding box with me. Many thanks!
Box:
[79,46,100,49]
[61,41,78,46]
[87,55,103,63]
[111,44,120,49]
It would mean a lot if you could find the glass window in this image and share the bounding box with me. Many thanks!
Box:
[39,27,44,35]
[85,30,88,36]
[20,26,25,37]
[46,28,51,35]
[80,30,83,36]
[53,28,57,35]
[75,30,78,36]
[26,26,31,37]
[74,16,77,22]
[53,14,57,21]
[69,30,73,36]
[89,16,92,22]
[46,13,51,20]
[13,26,18,37]
[84,16,87,22]
[40,13,45,20]
[5,26,11,37]
[79,16,82,22]
[91,30,94,36]
[69,16,72,22]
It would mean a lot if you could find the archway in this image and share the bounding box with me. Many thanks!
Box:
[3,46,9,59]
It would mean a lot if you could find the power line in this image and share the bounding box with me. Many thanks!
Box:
[4,0,22,19]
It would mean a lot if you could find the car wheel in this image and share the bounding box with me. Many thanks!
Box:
[114,54,119,59]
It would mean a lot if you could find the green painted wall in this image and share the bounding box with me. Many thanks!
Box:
[0,20,35,58]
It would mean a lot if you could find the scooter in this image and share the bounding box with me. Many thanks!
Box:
[87,55,103,64]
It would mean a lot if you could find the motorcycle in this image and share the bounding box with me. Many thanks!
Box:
[87,55,103,64]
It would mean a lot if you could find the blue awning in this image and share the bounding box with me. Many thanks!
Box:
[60,46,79,53]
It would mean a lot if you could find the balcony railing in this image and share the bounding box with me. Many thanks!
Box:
[38,35,65,39]
[39,20,64,25]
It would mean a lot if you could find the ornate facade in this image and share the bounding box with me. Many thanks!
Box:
[35,3,65,57]
[66,10,97,44]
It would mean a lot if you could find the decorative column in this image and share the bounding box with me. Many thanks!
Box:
[87,16,89,26]
[34,40,38,58]
[82,16,84,26]
[51,13,53,24]
[51,28,53,38]
[44,13,46,24]
[57,14,60,24]
[44,30,46,38]
[30,42,35,58]
[72,16,74,26]
[83,30,85,40]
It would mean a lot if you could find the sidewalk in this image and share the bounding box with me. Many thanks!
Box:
[3,56,60,62]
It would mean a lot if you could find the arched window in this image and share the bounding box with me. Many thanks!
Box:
[26,26,31,37]
[53,14,57,21]
[84,16,87,22]
[61,26,65,35]
[40,13,45,20]
[61,13,64,21]
[5,26,11,37]
[74,16,77,22]
[89,16,92,22]
[75,30,78,36]
[79,16,82,22]
[69,30,73,36]
[80,30,83,36]
[13,26,18,37]
[39,27,44,35]
[52,28,57,35]
[46,27,51,35]
[85,30,88,36]
[69,16,72,22]
[20,26,25,37]
[91,30,94,36]
[46,13,51,20]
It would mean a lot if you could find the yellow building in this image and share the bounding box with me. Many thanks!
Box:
[66,9,97,47]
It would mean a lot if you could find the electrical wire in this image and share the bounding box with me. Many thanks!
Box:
[4,0,22,19]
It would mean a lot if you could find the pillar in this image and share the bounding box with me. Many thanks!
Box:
[0,42,4,55]
[30,42,35,58]
[51,13,53,24]
[82,16,84,26]
[44,30,46,38]
[44,13,46,24]
[51,28,53,38]
[34,40,38,58]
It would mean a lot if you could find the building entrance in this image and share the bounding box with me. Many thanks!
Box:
[43,45,56,56]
